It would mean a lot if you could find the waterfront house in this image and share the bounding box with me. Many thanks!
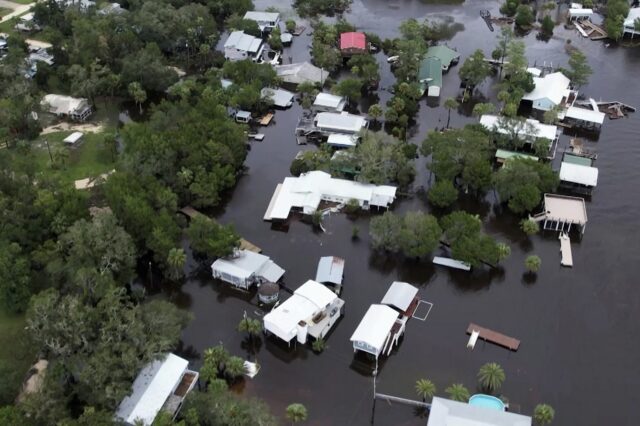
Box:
[427,397,532,426]
[211,249,285,290]
[263,280,345,345]
[522,71,576,112]
[425,45,460,71]
[276,62,328,86]
[624,8,640,38]
[263,171,397,221]
[312,93,347,113]
[315,256,345,293]
[381,281,419,317]
[563,105,605,130]
[223,31,264,62]
[41,94,92,121]
[315,112,368,134]
[261,87,294,108]
[530,194,587,235]
[115,354,198,426]
[559,161,598,195]
[340,32,367,56]
[243,11,280,33]
[418,57,442,97]
[350,304,403,359]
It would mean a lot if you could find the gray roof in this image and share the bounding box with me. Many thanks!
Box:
[315,256,345,285]
[243,11,280,22]
[276,62,328,85]
[381,281,418,312]
[261,87,294,108]
[428,397,532,426]
[224,31,263,53]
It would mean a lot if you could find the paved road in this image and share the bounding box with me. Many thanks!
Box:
[0,1,34,24]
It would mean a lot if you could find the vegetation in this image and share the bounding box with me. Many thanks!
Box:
[415,378,437,401]
[604,0,630,40]
[534,403,556,425]
[521,219,539,236]
[540,15,555,38]
[368,104,384,123]
[370,211,442,258]
[458,49,492,97]
[294,0,352,17]
[312,338,327,353]
[494,158,559,214]
[333,78,364,103]
[445,383,470,402]
[478,362,506,392]
[500,0,520,17]
[428,180,458,208]
[186,215,240,260]
[238,316,263,343]
[286,19,297,33]
[525,255,542,273]
[444,97,459,128]
[515,5,535,28]
[285,403,309,424]
[566,50,592,88]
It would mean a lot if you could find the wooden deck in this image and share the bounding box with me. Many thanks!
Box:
[466,323,520,351]
[239,238,262,253]
[260,113,274,126]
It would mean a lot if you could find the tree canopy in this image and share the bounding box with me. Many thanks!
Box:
[494,158,559,214]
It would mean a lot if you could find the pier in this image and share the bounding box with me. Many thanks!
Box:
[466,323,521,351]
[559,233,573,267]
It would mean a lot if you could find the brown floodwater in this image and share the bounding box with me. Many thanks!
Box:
[155,1,640,424]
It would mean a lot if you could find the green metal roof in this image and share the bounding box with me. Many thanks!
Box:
[426,45,460,67]
[563,153,592,167]
[495,149,538,162]
[418,57,442,93]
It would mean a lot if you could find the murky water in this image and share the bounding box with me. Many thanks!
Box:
[160,1,640,424]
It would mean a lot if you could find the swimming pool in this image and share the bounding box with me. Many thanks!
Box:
[468,394,506,411]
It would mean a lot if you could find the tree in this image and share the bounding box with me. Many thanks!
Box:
[541,15,555,37]
[415,379,436,401]
[534,403,555,425]
[201,344,230,384]
[399,212,442,258]
[368,103,383,123]
[440,211,505,267]
[238,316,262,343]
[166,247,187,281]
[525,255,542,273]
[458,50,492,95]
[500,0,520,17]
[515,5,534,28]
[0,241,32,313]
[472,102,496,118]
[445,383,470,402]
[444,97,459,128]
[567,50,592,88]
[333,78,363,103]
[604,0,629,40]
[370,211,403,252]
[520,219,539,235]
[224,356,247,380]
[102,132,118,161]
[186,215,239,259]
[128,82,147,114]
[286,19,297,33]
[286,403,308,424]
[269,27,283,51]
[428,180,458,208]
[478,362,506,392]
[311,338,326,353]
[494,158,559,214]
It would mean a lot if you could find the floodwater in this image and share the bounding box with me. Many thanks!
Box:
[161,1,640,424]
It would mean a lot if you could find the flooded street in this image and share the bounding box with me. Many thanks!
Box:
[167,1,640,424]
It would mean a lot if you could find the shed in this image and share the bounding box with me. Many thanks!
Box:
[568,8,593,20]
[418,57,442,97]
[315,256,345,286]
[211,249,285,289]
[235,110,252,123]
[313,93,347,113]
[427,397,532,426]
[350,304,399,358]
[258,282,280,304]
[425,45,460,71]
[381,281,418,313]
[280,32,293,45]
[340,32,367,55]
[560,162,598,187]
[315,112,367,134]
[326,133,359,148]
[261,87,294,108]
[276,62,328,86]
[63,131,84,145]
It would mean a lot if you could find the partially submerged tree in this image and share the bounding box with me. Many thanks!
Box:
[428,180,458,208]
[566,49,592,88]
[458,49,492,96]
[534,403,556,425]
[494,158,559,214]
[285,403,308,424]
[415,378,437,401]
[477,362,506,392]
[445,383,470,402]
[525,255,542,273]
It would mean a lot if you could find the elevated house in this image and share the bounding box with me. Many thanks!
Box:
[243,11,280,33]
[427,397,532,426]
[41,94,92,121]
[559,161,598,195]
[522,71,576,112]
[295,111,367,144]
[312,93,347,113]
[263,280,345,345]
[223,31,264,62]
[418,57,442,97]
[530,194,587,235]
[350,304,402,359]
[624,8,640,38]
[315,256,345,294]
[340,32,367,56]
[263,171,397,221]
[276,62,328,86]
[563,105,605,130]
[115,354,198,426]
[211,249,285,290]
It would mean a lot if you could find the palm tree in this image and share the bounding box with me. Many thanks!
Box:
[534,404,555,425]
[223,356,247,381]
[311,338,326,353]
[166,248,186,281]
[445,383,470,402]
[201,344,230,384]
[237,316,262,343]
[415,378,436,402]
[525,255,542,273]
[477,362,506,392]
[444,97,459,129]
[285,403,308,424]
[128,82,147,114]
[368,103,383,123]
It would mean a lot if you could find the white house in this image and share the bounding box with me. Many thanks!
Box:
[381,281,418,316]
[479,114,558,146]
[115,354,198,426]
[15,13,41,32]
[313,93,347,113]
[275,62,328,86]
[315,256,345,287]
[315,112,368,134]
[243,11,280,33]
[211,249,285,290]
[41,94,92,121]
[350,304,402,359]
[624,8,640,37]
[522,72,575,111]
[427,397,532,426]
[559,162,598,194]
[223,31,264,62]
[263,171,397,221]
[261,87,294,108]
[263,280,345,345]
[568,8,593,21]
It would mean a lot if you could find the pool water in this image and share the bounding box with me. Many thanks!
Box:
[468,394,506,411]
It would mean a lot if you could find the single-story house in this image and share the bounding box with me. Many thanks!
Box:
[350,304,402,359]
[115,354,198,426]
[15,13,41,32]
[315,256,345,287]
[326,133,359,148]
[563,106,605,129]
[340,32,367,56]
[559,161,598,194]
[522,72,575,112]
[426,45,460,71]
[223,31,264,62]
[263,171,397,221]
[495,149,538,165]
[427,397,532,426]
[313,93,347,113]
[263,280,345,345]
[381,281,418,317]
[418,57,442,97]
[568,8,593,21]
[261,87,294,108]
[531,194,587,234]
[28,49,54,66]
[275,62,328,86]
[234,110,252,123]
[63,131,84,145]
[314,112,368,134]
[211,249,285,290]
[623,8,640,37]
[243,11,280,33]
[41,94,92,121]
[479,114,558,147]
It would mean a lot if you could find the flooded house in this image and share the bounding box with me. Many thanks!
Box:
[559,160,598,195]
[427,397,532,426]
[315,256,345,294]
[530,194,588,235]
[275,62,328,86]
[223,31,265,62]
[115,354,198,426]
[425,45,460,71]
[479,114,559,158]
[211,249,285,290]
[263,280,345,345]
[312,93,347,113]
[261,87,294,108]
[624,8,640,38]
[521,71,576,112]
[418,57,442,97]
[340,32,367,56]
[243,11,280,34]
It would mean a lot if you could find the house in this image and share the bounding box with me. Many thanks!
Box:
[426,45,460,71]
[263,280,345,345]
[263,171,397,221]
[41,94,93,121]
[350,304,403,359]
[275,62,328,86]
[223,31,264,62]
[261,87,294,108]
[340,32,367,56]
[315,256,345,293]
[243,11,280,33]
[522,72,576,112]
[55,0,95,10]
[479,114,558,157]
[563,105,605,129]
[115,354,199,426]
[530,194,587,234]
[234,110,252,123]
[211,249,285,290]
[312,93,347,113]
[28,48,55,66]
[495,149,538,165]
[427,397,532,426]
[15,13,41,32]
[326,133,359,148]
[623,8,640,38]
[559,161,598,195]
[568,7,593,21]
[315,112,368,134]
[381,281,419,317]
[63,131,84,145]
[418,57,442,97]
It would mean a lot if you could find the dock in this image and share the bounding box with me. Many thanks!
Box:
[239,238,262,253]
[576,20,608,40]
[433,256,471,271]
[260,113,274,126]
[375,393,431,409]
[559,233,573,267]
[466,323,520,351]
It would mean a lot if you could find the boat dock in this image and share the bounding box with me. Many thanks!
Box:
[466,323,520,351]
[559,233,573,267]
[433,256,471,271]
[260,113,274,126]
[575,20,608,40]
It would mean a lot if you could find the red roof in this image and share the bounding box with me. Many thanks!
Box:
[340,32,366,50]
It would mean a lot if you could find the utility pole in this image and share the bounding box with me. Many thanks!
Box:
[44,140,53,163]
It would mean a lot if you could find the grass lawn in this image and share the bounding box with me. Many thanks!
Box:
[0,17,17,35]
[0,310,35,404]
[0,7,11,18]
[5,0,34,5]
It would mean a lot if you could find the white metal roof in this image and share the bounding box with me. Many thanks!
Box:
[381,281,418,312]
[41,94,89,115]
[565,106,605,125]
[427,397,532,426]
[350,305,399,352]
[560,162,598,187]
[115,354,188,426]
[276,62,328,85]
[315,256,345,285]
[313,93,346,110]
[211,250,284,282]
[263,280,338,341]
[433,256,471,271]
[63,132,83,144]
[224,31,263,53]
[315,112,367,133]
[261,87,294,108]
[569,8,593,16]
[243,11,279,22]
[479,115,557,141]
[543,194,587,225]
[327,133,358,147]
[624,8,640,28]
[522,72,571,106]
